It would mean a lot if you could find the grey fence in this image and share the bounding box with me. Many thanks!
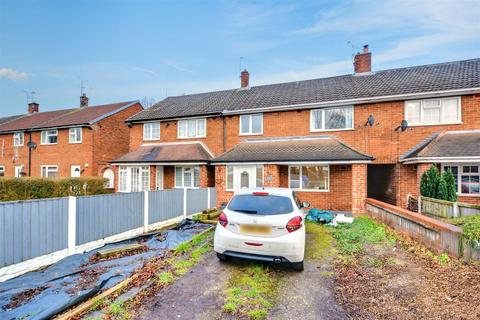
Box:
[76,192,144,245]
[186,188,209,215]
[420,196,480,218]
[0,188,216,271]
[0,198,69,267]
[209,187,217,209]
[149,189,184,224]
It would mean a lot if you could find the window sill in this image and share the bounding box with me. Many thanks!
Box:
[13,145,24,147]
[69,141,82,144]
[290,188,330,193]
[309,127,354,133]
[176,136,206,139]
[143,138,161,141]
[40,143,58,146]
[239,132,263,136]
[457,193,480,197]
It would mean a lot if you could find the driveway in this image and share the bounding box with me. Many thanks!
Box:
[133,223,347,320]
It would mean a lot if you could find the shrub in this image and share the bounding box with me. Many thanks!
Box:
[420,166,440,198]
[442,170,458,202]
[420,165,457,202]
[462,215,480,246]
[0,177,112,201]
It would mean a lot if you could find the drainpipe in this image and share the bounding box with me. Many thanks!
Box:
[222,112,227,153]
[28,132,32,176]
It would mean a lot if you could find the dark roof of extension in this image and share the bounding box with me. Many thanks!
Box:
[0,101,139,133]
[0,115,23,126]
[211,136,373,163]
[111,142,213,163]
[401,131,480,161]
[128,58,480,121]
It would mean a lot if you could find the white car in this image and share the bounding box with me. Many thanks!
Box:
[214,188,309,271]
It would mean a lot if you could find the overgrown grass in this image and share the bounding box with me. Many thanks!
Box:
[305,222,334,260]
[462,215,480,246]
[328,216,396,260]
[108,301,129,320]
[223,264,279,320]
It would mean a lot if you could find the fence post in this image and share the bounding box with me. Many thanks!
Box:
[144,191,149,233]
[183,188,187,218]
[67,196,77,255]
[453,201,459,218]
[418,196,422,214]
[207,188,211,209]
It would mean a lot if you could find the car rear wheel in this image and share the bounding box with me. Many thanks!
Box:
[216,252,228,262]
[291,261,304,271]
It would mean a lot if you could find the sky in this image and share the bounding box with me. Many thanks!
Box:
[0,0,479,116]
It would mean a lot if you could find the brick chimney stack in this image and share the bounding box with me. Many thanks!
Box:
[240,70,250,88]
[80,93,89,107]
[354,45,372,74]
[28,102,39,114]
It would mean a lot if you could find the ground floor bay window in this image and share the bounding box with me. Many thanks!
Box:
[118,166,150,192]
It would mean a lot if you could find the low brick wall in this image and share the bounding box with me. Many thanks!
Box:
[366,198,463,257]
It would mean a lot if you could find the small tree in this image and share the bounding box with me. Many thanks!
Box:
[437,177,448,201]
[420,165,440,198]
[442,170,458,202]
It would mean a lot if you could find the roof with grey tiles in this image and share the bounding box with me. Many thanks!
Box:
[0,101,139,132]
[111,143,213,163]
[211,136,373,163]
[401,131,480,160]
[128,58,480,121]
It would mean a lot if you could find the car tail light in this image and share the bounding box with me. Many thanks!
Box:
[252,191,269,196]
[218,212,228,228]
[286,216,302,233]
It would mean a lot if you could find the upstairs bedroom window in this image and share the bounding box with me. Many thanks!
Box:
[41,129,58,144]
[239,113,263,135]
[405,97,461,126]
[69,127,82,143]
[13,132,24,146]
[310,106,354,132]
[178,118,206,138]
[143,122,160,140]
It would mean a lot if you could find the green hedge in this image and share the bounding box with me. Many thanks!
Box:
[0,177,113,201]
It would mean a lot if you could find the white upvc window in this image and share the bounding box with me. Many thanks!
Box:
[239,113,263,135]
[175,166,200,188]
[442,164,480,196]
[69,127,82,143]
[310,106,354,132]
[41,129,58,144]
[41,165,58,178]
[143,122,160,140]
[288,165,329,191]
[13,132,24,146]
[405,97,461,126]
[117,166,150,192]
[0,166,4,177]
[177,118,206,138]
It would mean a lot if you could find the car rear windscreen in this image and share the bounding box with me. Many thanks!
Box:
[227,194,294,215]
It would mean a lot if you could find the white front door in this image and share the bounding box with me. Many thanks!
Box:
[156,166,164,190]
[14,166,23,177]
[71,165,81,177]
[233,166,256,190]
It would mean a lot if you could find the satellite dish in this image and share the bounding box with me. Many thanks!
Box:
[367,114,375,126]
[27,141,37,149]
[400,120,408,132]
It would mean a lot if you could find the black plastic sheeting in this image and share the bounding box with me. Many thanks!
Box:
[0,220,210,320]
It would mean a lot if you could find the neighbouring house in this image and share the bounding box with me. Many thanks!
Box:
[0,95,143,187]
[113,46,480,213]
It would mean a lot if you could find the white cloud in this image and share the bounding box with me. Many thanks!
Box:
[132,67,158,76]
[0,68,29,80]
[162,60,195,74]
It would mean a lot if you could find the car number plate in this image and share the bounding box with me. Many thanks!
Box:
[240,224,272,235]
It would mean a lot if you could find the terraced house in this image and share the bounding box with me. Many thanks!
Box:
[112,47,480,214]
[0,96,143,185]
